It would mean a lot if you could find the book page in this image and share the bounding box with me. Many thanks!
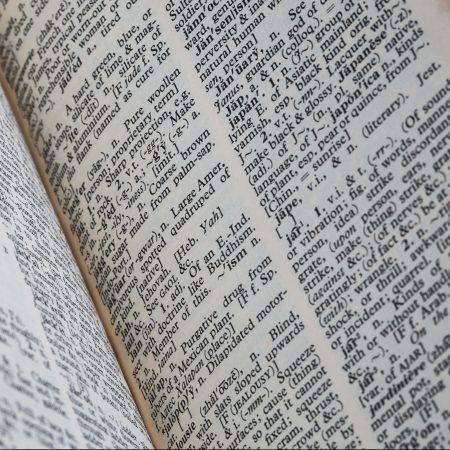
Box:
[0,223,84,448]
[0,90,151,448]
[163,0,450,447]
[1,0,449,448]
